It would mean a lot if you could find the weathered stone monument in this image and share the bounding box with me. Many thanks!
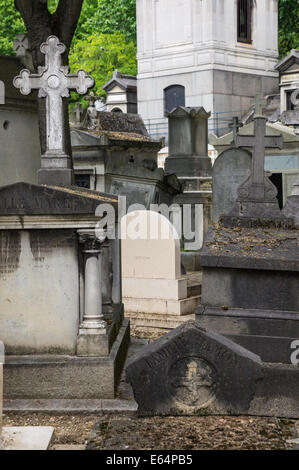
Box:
[212,147,251,222]
[165,107,212,254]
[0,36,129,407]
[121,211,201,329]
[127,108,299,418]
[126,321,299,417]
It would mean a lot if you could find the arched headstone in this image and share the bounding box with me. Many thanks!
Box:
[121,210,181,281]
[121,210,201,319]
[212,148,251,222]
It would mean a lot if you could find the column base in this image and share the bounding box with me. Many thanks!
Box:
[38,168,74,187]
[76,328,110,357]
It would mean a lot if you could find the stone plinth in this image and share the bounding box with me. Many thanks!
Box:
[196,224,299,364]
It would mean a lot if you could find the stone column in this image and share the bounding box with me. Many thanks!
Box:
[77,230,110,357]
[101,240,113,318]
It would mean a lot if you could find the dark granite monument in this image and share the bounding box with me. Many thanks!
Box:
[126,322,299,417]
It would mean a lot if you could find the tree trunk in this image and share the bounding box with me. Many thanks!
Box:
[14,0,84,158]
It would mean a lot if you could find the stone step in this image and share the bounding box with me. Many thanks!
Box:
[125,312,195,330]
[123,295,201,316]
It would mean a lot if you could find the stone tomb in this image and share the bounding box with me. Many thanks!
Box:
[197,115,299,365]
[0,183,129,401]
[121,211,201,329]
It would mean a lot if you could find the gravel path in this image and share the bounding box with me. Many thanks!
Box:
[3,413,297,450]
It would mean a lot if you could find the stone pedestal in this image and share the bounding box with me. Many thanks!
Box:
[165,107,212,251]
[196,223,299,364]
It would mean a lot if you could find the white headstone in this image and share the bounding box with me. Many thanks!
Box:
[121,210,181,281]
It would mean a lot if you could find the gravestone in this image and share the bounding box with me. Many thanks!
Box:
[223,115,284,221]
[121,211,201,327]
[212,148,251,222]
[126,321,299,417]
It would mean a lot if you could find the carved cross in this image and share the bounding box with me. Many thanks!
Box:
[229,116,243,145]
[251,94,267,117]
[235,117,283,200]
[14,36,94,160]
[13,33,30,58]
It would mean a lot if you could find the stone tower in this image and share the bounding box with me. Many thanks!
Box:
[137,0,279,137]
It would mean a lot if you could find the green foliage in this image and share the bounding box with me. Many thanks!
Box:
[69,32,137,104]
[278,0,299,57]
[0,0,26,55]
[75,0,136,43]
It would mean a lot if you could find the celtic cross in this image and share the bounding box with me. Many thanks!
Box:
[14,36,94,185]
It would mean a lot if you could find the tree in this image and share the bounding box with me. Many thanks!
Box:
[13,0,85,157]
[77,0,136,43]
[278,0,299,58]
[70,32,137,102]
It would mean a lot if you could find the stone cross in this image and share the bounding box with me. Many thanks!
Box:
[291,88,299,110]
[229,116,243,145]
[235,117,283,200]
[85,91,101,108]
[251,94,267,117]
[13,33,30,58]
[74,102,83,127]
[14,36,94,186]
[13,33,34,70]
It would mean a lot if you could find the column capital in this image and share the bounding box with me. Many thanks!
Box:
[78,229,106,253]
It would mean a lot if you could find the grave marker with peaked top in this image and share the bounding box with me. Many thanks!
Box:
[14,35,94,186]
